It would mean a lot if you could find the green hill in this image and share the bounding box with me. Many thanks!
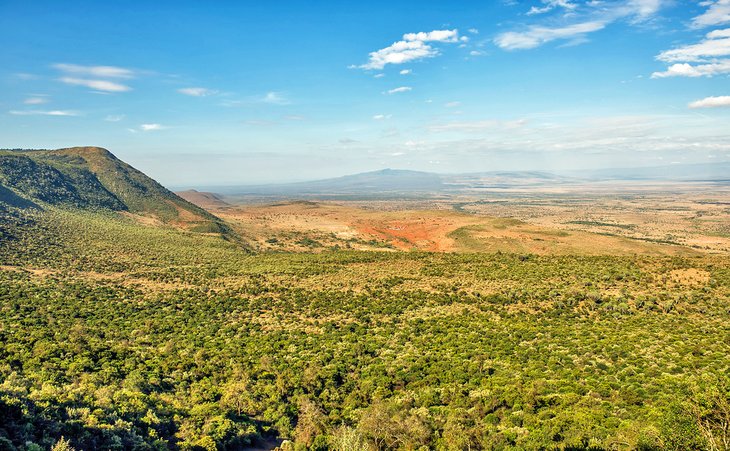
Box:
[0,147,229,235]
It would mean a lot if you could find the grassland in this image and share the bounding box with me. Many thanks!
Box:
[209,200,705,257]
[0,206,728,450]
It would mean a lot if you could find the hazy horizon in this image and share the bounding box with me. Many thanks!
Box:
[3,0,730,186]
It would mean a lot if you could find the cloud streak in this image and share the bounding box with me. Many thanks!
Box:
[54,63,135,92]
[494,0,663,50]
[59,77,132,92]
[178,87,217,97]
[495,21,606,50]
[140,123,164,131]
[23,97,48,105]
[386,86,412,94]
[9,109,78,116]
[53,63,135,78]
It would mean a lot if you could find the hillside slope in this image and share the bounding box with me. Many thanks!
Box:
[0,147,229,234]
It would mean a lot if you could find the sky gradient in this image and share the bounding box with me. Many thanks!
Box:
[2,0,730,186]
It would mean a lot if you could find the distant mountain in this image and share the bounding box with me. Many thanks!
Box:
[220,168,445,197]
[192,161,730,200]
[562,162,730,181]
[0,147,229,234]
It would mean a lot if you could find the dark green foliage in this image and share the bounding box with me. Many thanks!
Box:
[0,183,38,211]
[0,154,125,210]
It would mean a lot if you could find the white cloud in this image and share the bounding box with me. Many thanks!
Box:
[692,0,730,28]
[708,28,730,38]
[652,60,730,77]
[655,29,730,62]
[468,28,479,34]
[627,0,662,19]
[469,50,484,56]
[23,97,48,105]
[373,114,392,120]
[445,101,461,108]
[53,63,134,78]
[59,77,132,92]
[402,29,459,43]
[178,87,216,97]
[527,0,577,16]
[495,0,663,51]
[399,69,412,75]
[140,123,164,131]
[357,29,461,70]
[495,21,606,50]
[652,28,730,78]
[262,91,290,105]
[105,114,125,122]
[374,73,385,78]
[386,86,412,94]
[688,95,730,108]
[9,109,78,116]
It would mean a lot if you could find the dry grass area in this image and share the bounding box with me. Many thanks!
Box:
[451,182,730,253]
[208,189,717,256]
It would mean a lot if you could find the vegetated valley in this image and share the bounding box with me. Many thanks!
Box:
[0,148,729,451]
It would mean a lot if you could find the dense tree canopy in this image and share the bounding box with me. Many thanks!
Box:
[0,209,728,450]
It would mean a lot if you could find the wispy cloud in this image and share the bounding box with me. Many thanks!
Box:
[140,123,165,131]
[54,63,134,92]
[495,21,606,50]
[59,77,132,92]
[652,28,730,77]
[53,63,135,78]
[429,119,527,132]
[527,0,577,16]
[9,109,78,116]
[399,69,412,75]
[655,28,730,62]
[261,91,290,105]
[495,0,663,50]
[356,29,463,70]
[105,114,125,122]
[692,0,730,28]
[23,96,48,105]
[386,86,412,94]
[373,114,392,120]
[178,87,217,97]
[689,95,730,108]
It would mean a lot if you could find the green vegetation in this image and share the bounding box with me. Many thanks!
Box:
[1,207,729,450]
[0,148,228,235]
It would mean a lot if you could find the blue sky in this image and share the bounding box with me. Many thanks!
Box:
[1,0,729,186]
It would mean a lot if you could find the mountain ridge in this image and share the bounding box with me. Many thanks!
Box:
[0,146,230,235]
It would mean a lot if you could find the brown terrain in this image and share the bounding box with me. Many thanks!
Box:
[175,181,730,255]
